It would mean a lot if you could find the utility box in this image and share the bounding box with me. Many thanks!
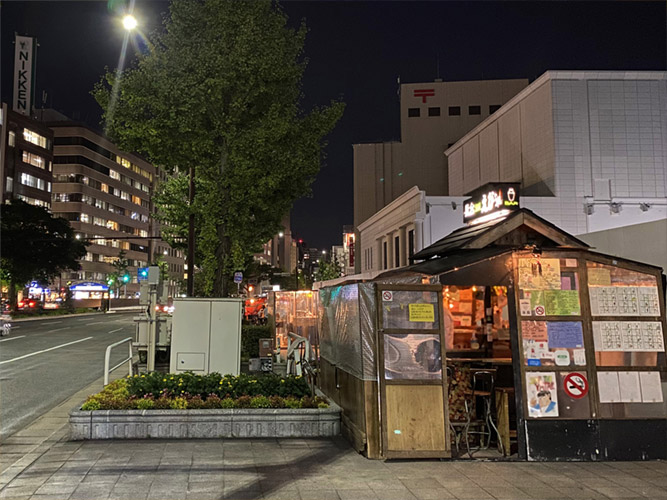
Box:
[169,298,242,375]
[259,338,274,357]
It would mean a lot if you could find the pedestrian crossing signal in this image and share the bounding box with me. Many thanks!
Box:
[138,267,149,281]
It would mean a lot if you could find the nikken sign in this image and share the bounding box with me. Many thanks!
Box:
[13,35,35,116]
[463,182,520,225]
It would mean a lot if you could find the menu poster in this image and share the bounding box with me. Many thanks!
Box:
[593,321,665,352]
[597,371,621,403]
[547,321,584,348]
[545,290,581,316]
[589,286,657,317]
[519,258,562,290]
[618,371,642,403]
[522,321,548,341]
[588,267,612,286]
[638,286,661,316]
[639,372,664,403]
[526,372,559,417]
[459,288,473,301]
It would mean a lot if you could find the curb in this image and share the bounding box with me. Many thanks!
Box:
[11,310,138,323]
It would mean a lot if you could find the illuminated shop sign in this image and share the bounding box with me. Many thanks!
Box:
[463,183,520,225]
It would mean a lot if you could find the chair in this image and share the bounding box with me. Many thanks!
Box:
[463,369,503,457]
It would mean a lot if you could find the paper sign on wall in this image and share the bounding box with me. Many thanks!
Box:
[522,321,548,341]
[526,372,559,418]
[547,321,584,348]
[588,268,612,286]
[545,290,581,316]
[408,303,435,322]
[519,258,562,290]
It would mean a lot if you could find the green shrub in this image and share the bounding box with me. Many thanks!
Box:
[284,397,300,409]
[220,398,236,409]
[187,395,205,409]
[269,396,285,408]
[81,399,101,411]
[241,325,271,358]
[236,395,252,408]
[169,397,188,409]
[135,398,155,410]
[317,402,329,409]
[154,396,171,409]
[203,394,221,409]
[250,395,271,408]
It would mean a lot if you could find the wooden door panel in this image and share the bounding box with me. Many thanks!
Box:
[385,385,446,451]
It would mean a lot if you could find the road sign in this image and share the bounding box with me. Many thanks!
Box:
[382,291,393,302]
[563,372,588,399]
[233,271,243,284]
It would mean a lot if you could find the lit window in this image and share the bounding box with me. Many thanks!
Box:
[22,151,45,169]
[80,213,90,223]
[23,129,47,148]
[106,220,118,231]
[109,170,120,180]
[121,191,130,201]
[8,131,15,147]
[132,195,142,205]
[6,177,13,192]
[100,183,108,193]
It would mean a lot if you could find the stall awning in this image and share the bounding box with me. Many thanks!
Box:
[412,208,589,261]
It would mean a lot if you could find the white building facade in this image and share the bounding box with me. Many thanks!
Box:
[446,71,667,271]
[357,186,466,274]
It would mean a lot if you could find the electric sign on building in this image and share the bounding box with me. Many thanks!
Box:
[13,35,36,116]
[463,183,520,225]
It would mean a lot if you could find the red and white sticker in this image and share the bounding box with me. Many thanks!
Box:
[382,291,393,302]
[534,305,546,316]
[563,372,588,399]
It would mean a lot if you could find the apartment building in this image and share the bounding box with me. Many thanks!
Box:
[0,103,54,208]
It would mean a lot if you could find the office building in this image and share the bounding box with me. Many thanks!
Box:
[446,70,667,273]
[0,103,54,208]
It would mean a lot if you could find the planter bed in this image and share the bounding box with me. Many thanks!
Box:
[70,405,341,440]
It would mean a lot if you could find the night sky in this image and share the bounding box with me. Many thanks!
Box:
[2,1,665,249]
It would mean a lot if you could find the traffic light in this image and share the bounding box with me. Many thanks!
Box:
[122,273,130,283]
[138,267,149,281]
[107,277,114,286]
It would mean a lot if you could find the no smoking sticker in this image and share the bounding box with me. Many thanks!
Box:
[563,372,588,399]
[534,305,545,316]
[382,291,393,302]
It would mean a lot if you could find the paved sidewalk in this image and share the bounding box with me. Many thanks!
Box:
[2,436,667,500]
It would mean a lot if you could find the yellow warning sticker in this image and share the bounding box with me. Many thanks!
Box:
[408,303,435,322]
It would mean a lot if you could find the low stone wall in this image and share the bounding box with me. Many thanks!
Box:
[69,406,341,440]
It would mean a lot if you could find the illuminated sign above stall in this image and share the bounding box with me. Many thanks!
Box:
[463,183,520,225]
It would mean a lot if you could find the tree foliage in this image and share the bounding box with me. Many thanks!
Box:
[314,259,341,282]
[93,0,344,296]
[0,200,87,307]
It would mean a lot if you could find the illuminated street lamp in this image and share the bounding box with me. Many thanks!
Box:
[122,14,137,31]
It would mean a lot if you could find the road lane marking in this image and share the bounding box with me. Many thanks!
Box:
[47,321,62,325]
[0,337,93,365]
[86,322,105,326]
[48,327,67,333]
[0,335,26,343]
[108,327,125,333]
[11,326,20,330]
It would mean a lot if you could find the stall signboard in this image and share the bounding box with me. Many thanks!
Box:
[463,183,520,225]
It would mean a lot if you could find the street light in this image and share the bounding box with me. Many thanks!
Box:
[122,14,137,31]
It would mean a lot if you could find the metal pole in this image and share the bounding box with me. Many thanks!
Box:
[147,284,157,372]
[187,166,195,297]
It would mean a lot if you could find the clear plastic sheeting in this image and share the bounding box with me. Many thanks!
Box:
[359,283,378,380]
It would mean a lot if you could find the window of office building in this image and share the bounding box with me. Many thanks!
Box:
[132,195,142,205]
[394,236,400,268]
[489,104,501,114]
[81,213,90,223]
[428,107,440,117]
[6,177,13,193]
[109,170,120,181]
[23,129,48,148]
[468,105,481,115]
[448,106,461,116]
[20,173,47,191]
[17,195,49,208]
[22,151,46,169]
[93,217,106,227]
[8,131,15,147]
[408,108,420,117]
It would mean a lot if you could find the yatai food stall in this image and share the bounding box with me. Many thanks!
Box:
[316,184,667,460]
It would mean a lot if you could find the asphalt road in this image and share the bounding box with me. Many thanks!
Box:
[0,312,136,440]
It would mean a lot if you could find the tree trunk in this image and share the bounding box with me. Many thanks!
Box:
[212,222,231,297]
[8,279,17,311]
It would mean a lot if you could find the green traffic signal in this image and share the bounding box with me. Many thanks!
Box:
[122,274,130,283]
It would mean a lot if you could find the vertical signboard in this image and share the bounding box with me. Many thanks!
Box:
[13,35,36,115]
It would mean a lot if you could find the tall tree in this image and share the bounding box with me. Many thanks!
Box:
[93,0,344,296]
[0,200,87,309]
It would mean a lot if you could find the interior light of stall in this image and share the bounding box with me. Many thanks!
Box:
[472,286,477,292]
[449,303,454,309]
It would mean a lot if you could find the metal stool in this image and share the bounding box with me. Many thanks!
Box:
[463,369,503,457]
